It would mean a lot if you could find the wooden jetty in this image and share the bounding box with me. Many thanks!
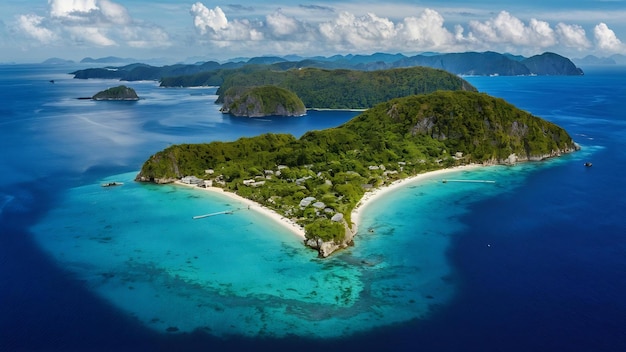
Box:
[442,179,496,184]
[192,207,248,219]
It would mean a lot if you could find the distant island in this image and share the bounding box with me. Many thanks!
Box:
[70,51,584,85]
[91,85,139,101]
[573,53,626,66]
[136,89,579,257]
[220,85,306,117]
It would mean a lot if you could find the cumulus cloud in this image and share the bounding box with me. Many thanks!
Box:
[16,14,58,43]
[468,11,556,48]
[555,23,591,49]
[190,3,228,34]
[400,8,455,48]
[98,0,132,25]
[14,0,169,49]
[190,3,263,41]
[49,0,98,19]
[319,12,397,48]
[9,1,626,59]
[266,10,301,37]
[186,4,626,57]
[594,23,623,51]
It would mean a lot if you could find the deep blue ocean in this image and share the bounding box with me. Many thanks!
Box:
[1,64,625,351]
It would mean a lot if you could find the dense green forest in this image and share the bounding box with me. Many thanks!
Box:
[214,66,476,109]
[136,91,578,255]
[161,65,477,110]
[220,85,306,117]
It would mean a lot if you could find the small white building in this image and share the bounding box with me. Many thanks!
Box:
[181,176,202,185]
[312,201,326,209]
[299,196,316,207]
[331,213,344,222]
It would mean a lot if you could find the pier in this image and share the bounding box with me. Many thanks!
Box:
[442,179,496,184]
[192,207,248,219]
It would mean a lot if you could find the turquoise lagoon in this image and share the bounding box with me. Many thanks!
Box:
[30,152,590,338]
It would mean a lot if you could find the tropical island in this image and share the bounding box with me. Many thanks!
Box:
[220,85,306,117]
[92,85,139,101]
[135,67,579,256]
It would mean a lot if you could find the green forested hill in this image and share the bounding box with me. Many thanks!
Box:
[215,66,476,109]
[220,85,306,117]
[136,90,578,256]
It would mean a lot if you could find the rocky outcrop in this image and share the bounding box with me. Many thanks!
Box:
[92,85,139,101]
[483,142,581,166]
[134,175,177,184]
[305,221,356,257]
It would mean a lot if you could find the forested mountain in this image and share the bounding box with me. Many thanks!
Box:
[215,66,476,109]
[136,91,579,257]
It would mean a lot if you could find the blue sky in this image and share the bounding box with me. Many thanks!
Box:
[1,0,624,63]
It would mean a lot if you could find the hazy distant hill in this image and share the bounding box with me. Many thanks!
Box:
[71,51,583,83]
[574,54,626,66]
[42,57,75,65]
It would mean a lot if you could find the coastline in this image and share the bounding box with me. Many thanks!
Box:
[174,182,307,240]
[174,163,485,247]
[351,164,484,236]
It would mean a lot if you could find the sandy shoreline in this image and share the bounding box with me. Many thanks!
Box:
[175,182,307,240]
[350,164,484,235]
[174,163,484,243]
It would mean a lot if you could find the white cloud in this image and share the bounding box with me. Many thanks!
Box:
[555,23,591,49]
[594,23,623,52]
[98,0,132,25]
[66,26,116,46]
[400,8,455,48]
[14,1,624,59]
[190,3,263,41]
[186,4,626,58]
[14,0,170,49]
[266,10,301,37]
[468,11,556,48]
[319,11,397,48]
[190,3,228,34]
[16,14,57,43]
[49,0,98,19]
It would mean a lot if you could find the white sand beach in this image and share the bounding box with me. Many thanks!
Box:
[175,182,307,240]
[351,164,484,235]
[175,164,484,244]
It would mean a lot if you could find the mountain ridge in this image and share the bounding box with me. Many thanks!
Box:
[70,51,583,83]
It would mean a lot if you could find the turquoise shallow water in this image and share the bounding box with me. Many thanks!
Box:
[30,149,592,338]
[4,64,625,351]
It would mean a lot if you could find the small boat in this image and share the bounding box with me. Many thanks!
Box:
[101,182,124,187]
[584,162,593,167]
